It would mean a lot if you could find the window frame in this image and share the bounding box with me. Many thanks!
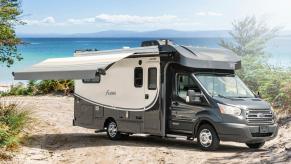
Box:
[148,67,157,90]
[134,67,143,88]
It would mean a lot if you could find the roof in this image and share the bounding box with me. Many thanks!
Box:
[174,46,241,70]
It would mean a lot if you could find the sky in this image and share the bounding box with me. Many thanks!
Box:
[16,0,291,34]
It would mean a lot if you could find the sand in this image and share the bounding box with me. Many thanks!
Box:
[1,96,290,164]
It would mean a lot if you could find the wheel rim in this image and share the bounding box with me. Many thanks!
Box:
[199,129,212,147]
[108,122,117,138]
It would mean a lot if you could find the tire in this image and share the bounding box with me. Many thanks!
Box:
[106,121,121,140]
[197,124,220,151]
[246,142,265,149]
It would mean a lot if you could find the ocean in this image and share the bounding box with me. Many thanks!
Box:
[0,37,290,83]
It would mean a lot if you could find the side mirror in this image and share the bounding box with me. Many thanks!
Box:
[257,91,261,98]
[186,90,203,104]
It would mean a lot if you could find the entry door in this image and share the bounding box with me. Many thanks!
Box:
[169,73,203,133]
[144,59,159,107]
[143,58,160,134]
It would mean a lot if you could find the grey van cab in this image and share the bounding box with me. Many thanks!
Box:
[173,72,278,150]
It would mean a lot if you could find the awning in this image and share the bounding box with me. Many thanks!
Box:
[13,52,133,80]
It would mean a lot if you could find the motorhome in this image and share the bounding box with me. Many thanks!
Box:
[13,40,278,150]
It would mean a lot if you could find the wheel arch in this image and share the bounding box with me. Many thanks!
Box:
[193,118,218,138]
[103,117,116,129]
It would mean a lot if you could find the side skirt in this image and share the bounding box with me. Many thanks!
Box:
[73,96,162,135]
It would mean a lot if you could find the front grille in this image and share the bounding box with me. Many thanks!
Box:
[251,133,273,137]
[246,109,274,125]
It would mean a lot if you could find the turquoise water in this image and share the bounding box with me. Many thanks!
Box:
[0,37,290,83]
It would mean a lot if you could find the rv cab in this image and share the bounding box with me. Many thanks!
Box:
[13,39,278,151]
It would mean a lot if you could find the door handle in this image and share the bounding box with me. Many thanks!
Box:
[136,116,142,120]
[145,94,149,99]
[172,101,179,106]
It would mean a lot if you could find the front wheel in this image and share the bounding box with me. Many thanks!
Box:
[197,124,220,151]
[106,121,121,140]
[246,142,265,149]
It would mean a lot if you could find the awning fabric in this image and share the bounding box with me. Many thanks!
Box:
[13,52,133,80]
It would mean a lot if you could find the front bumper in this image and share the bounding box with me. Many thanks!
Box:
[215,123,278,143]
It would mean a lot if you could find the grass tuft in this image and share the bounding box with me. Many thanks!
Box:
[0,100,31,150]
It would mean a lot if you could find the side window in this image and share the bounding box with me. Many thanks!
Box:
[176,74,200,100]
[134,67,143,87]
[83,74,101,83]
[148,67,157,90]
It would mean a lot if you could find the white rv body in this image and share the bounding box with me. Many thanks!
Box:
[75,56,160,111]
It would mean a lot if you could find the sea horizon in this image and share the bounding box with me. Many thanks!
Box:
[1,37,290,84]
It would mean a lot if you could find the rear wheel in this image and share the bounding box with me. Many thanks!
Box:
[197,124,220,151]
[246,142,265,149]
[106,121,121,140]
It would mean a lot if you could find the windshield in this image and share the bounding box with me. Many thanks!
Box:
[195,73,255,98]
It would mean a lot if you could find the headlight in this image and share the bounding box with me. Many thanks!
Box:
[218,103,242,116]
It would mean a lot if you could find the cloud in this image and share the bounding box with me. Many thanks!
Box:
[196,11,223,16]
[24,16,56,25]
[67,17,96,24]
[21,14,201,30]
[41,17,56,24]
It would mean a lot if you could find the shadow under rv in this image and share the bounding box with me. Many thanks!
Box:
[13,39,278,151]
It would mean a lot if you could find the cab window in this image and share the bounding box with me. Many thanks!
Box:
[176,74,201,100]
[175,74,211,106]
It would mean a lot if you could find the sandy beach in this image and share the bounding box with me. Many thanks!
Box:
[1,96,290,164]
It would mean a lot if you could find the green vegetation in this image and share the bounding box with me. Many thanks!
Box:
[0,0,24,67]
[220,16,291,113]
[2,80,74,96]
[0,102,31,149]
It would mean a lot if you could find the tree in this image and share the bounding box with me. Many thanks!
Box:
[219,16,279,58]
[220,16,291,113]
[0,0,23,67]
[219,16,280,91]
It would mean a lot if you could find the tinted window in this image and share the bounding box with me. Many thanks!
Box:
[177,74,200,100]
[82,74,101,83]
[148,67,157,90]
[134,67,143,87]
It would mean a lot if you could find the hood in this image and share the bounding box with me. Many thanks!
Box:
[213,97,271,110]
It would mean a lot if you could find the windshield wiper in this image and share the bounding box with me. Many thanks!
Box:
[217,94,233,99]
[217,95,253,99]
[233,96,253,98]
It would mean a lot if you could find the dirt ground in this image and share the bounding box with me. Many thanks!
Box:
[1,96,291,164]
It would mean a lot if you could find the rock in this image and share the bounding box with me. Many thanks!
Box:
[30,154,48,160]
[285,143,291,150]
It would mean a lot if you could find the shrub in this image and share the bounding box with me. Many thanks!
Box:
[7,85,27,96]
[272,79,291,113]
[1,80,74,96]
[36,80,74,95]
[0,102,31,149]
[53,80,74,95]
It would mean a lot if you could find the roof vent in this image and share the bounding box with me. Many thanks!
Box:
[141,39,173,47]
